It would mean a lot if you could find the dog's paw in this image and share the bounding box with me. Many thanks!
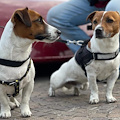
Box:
[20,104,32,117]
[48,87,55,97]
[89,98,99,104]
[21,110,32,117]
[89,95,99,104]
[0,111,11,118]
[14,98,20,107]
[9,102,16,110]
[106,96,117,103]
[80,82,89,90]
[9,97,20,109]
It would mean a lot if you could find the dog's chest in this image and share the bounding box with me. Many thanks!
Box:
[0,60,33,94]
[0,64,27,81]
[86,54,120,80]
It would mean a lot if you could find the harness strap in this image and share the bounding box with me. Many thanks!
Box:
[0,59,31,97]
[93,49,119,60]
[75,40,119,76]
[0,56,30,67]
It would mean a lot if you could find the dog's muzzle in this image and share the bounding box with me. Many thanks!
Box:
[95,28,104,39]
[35,34,51,40]
[35,30,61,41]
[56,30,61,36]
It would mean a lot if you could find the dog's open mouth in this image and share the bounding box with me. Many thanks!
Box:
[35,33,61,42]
[96,34,105,39]
[35,34,51,40]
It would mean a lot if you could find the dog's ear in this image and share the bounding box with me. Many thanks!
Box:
[11,7,31,27]
[87,11,97,21]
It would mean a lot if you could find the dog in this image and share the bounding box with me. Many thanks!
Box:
[48,11,120,104]
[0,7,60,118]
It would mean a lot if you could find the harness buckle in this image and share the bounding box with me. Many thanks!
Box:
[8,80,19,86]
[93,53,97,60]
[0,59,31,97]
[7,80,19,97]
[9,81,16,86]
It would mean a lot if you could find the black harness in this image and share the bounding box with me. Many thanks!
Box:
[0,57,31,97]
[75,40,119,76]
[0,56,30,67]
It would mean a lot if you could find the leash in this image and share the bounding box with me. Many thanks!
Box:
[57,24,92,46]
[58,39,85,46]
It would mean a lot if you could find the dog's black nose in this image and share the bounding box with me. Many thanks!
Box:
[96,29,102,35]
[95,28,103,38]
[56,30,61,35]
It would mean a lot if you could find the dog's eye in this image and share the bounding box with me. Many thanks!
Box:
[106,18,114,23]
[34,17,43,24]
[37,17,43,23]
[93,20,97,24]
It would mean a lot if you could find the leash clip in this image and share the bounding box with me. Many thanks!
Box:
[66,39,84,46]
[76,40,84,46]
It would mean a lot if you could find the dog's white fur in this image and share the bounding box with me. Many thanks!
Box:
[0,8,60,118]
[49,11,120,104]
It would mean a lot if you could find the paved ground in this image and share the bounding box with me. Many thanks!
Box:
[1,65,120,120]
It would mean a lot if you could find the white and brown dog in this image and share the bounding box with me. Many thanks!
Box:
[0,7,60,118]
[49,11,120,104]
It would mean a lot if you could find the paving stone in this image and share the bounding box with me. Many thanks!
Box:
[1,77,120,120]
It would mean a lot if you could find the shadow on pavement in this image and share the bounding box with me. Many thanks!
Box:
[34,62,63,78]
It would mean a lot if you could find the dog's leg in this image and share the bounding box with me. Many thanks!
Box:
[88,75,99,104]
[48,70,67,97]
[48,87,55,97]
[8,97,20,109]
[106,70,118,103]
[74,82,89,96]
[48,80,66,97]
[48,80,67,97]
[0,90,11,118]
[20,80,34,117]
[74,87,80,96]
[49,72,59,97]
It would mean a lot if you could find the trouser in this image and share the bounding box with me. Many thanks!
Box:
[47,0,120,53]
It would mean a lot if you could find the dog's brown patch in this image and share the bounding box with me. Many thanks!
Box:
[87,11,120,37]
[11,7,47,40]
[88,41,91,49]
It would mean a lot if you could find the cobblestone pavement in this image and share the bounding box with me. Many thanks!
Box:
[1,76,120,120]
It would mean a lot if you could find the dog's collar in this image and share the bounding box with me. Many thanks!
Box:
[0,58,31,97]
[0,56,30,67]
[87,46,119,60]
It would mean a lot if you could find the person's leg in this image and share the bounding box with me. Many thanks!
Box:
[47,0,103,53]
[105,0,120,12]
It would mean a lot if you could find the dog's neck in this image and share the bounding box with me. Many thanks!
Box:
[89,32,119,53]
[0,20,34,61]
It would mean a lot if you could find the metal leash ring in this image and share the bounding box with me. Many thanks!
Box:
[66,39,84,46]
